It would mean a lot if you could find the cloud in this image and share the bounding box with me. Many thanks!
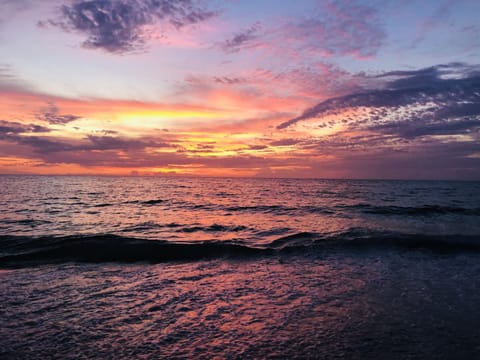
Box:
[0,64,16,81]
[36,102,82,125]
[176,62,360,122]
[0,128,279,171]
[0,0,33,25]
[368,118,480,139]
[411,0,453,48]
[300,140,480,180]
[219,22,262,53]
[219,0,385,60]
[0,120,51,135]
[213,76,245,85]
[85,134,172,151]
[47,0,217,53]
[278,63,480,137]
[270,63,361,99]
[248,145,268,151]
[279,0,385,59]
[270,138,301,147]
[0,64,31,92]
[266,62,480,179]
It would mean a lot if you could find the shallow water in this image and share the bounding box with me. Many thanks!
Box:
[1,250,480,359]
[1,176,480,358]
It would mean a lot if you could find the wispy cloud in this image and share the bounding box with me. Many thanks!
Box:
[36,102,82,125]
[0,0,33,25]
[213,76,245,85]
[0,64,31,92]
[279,0,385,59]
[45,0,217,53]
[219,22,262,53]
[85,134,173,151]
[0,64,16,81]
[269,138,301,147]
[218,0,385,60]
[411,0,454,48]
[177,62,360,120]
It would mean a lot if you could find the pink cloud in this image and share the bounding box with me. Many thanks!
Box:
[218,0,385,61]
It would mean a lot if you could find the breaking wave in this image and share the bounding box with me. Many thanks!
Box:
[1,229,479,268]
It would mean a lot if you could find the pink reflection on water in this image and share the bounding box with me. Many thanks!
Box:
[3,251,480,358]
[123,256,376,357]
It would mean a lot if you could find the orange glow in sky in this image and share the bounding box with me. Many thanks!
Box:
[0,1,479,179]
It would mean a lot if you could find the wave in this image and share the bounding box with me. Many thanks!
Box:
[120,222,186,232]
[177,224,249,233]
[177,202,479,216]
[1,229,479,268]
[92,203,112,208]
[57,199,479,218]
[226,205,295,213]
[0,235,264,268]
[345,204,480,216]
[88,199,169,208]
[120,222,249,233]
[142,199,166,205]
[0,219,52,226]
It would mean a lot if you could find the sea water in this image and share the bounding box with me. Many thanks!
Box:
[1,176,480,359]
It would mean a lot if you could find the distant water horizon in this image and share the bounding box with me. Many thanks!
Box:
[1,176,480,358]
[2,175,479,243]
[2,173,480,182]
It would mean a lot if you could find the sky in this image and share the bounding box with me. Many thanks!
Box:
[0,0,479,179]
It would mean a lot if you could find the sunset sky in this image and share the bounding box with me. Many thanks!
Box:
[1,0,479,179]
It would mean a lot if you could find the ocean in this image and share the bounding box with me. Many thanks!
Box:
[1,176,480,359]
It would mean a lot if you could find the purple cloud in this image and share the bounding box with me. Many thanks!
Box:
[269,62,480,179]
[46,0,217,53]
[281,0,385,59]
[220,22,262,53]
[213,76,245,85]
[0,120,51,135]
[86,135,172,151]
[219,0,385,60]
[36,103,82,125]
[0,126,175,155]
[270,138,302,147]
[278,63,480,134]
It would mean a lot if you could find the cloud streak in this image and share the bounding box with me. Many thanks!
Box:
[1,131,175,155]
[219,22,262,53]
[0,120,51,135]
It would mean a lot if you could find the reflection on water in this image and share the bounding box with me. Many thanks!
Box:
[1,251,480,359]
[1,177,480,358]
[1,176,480,242]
